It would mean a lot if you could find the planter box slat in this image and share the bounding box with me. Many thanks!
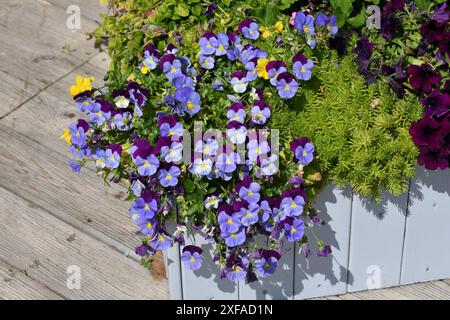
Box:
[165,168,449,299]
[239,241,295,300]
[347,191,408,292]
[294,185,352,299]
[401,167,450,285]
[181,233,238,300]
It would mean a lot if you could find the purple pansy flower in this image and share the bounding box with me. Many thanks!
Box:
[248,139,270,163]
[138,219,157,236]
[261,154,278,176]
[212,79,224,91]
[276,72,298,99]
[284,218,305,242]
[199,32,218,55]
[226,265,247,281]
[266,61,287,86]
[222,227,246,247]
[75,96,96,113]
[295,142,315,165]
[161,55,182,82]
[226,121,248,144]
[216,33,229,56]
[158,166,181,187]
[134,155,160,176]
[160,141,183,163]
[280,195,305,217]
[239,18,259,40]
[239,203,259,226]
[218,211,241,233]
[113,112,132,131]
[230,71,249,93]
[239,182,261,203]
[294,11,315,35]
[251,100,271,124]
[105,144,122,169]
[175,87,201,116]
[151,233,172,251]
[181,246,203,270]
[216,152,238,173]
[191,158,213,176]
[199,55,215,70]
[227,102,247,123]
[131,179,145,197]
[254,250,280,277]
[258,200,272,223]
[292,53,314,81]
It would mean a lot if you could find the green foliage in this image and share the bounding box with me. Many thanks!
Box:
[271,50,423,200]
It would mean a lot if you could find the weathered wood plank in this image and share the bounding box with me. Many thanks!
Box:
[0,125,142,257]
[295,185,352,299]
[0,185,169,299]
[347,191,408,292]
[0,258,63,300]
[401,167,450,285]
[46,0,107,23]
[342,280,450,300]
[0,0,101,117]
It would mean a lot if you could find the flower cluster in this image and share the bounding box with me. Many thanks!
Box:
[62,16,331,283]
[352,1,450,170]
[290,11,339,49]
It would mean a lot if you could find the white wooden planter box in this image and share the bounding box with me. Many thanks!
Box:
[164,167,450,300]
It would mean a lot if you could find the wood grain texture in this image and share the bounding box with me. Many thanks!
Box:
[0,0,102,117]
[0,258,63,300]
[401,167,450,285]
[0,186,168,300]
[0,124,145,258]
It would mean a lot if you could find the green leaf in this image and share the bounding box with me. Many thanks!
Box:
[175,3,190,17]
[347,12,366,28]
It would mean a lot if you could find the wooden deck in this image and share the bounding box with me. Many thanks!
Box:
[0,0,448,300]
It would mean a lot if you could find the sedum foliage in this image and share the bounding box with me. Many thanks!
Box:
[272,49,423,199]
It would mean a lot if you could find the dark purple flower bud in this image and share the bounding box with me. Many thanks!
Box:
[353,37,375,60]
[265,60,286,72]
[97,99,114,113]
[182,245,203,255]
[135,244,154,257]
[76,119,90,132]
[228,102,245,112]
[107,144,123,155]
[131,138,153,159]
[205,3,218,17]
[317,244,332,257]
[226,120,245,130]
[238,18,254,33]
[433,2,449,23]
[301,243,311,257]
[231,71,247,80]
[292,53,308,65]
[235,175,252,193]
[158,54,175,69]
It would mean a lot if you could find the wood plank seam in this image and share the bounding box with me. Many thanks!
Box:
[0,59,91,121]
[398,177,412,284]
[345,191,354,293]
[0,256,66,300]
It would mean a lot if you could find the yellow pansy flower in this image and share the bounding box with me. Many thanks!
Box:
[140,65,149,74]
[70,75,95,96]
[256,58,269,79]
[274,21,284,33]
[60,128,72,145]
[259,26,272,39]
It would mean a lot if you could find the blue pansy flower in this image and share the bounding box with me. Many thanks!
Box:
[139,219,157,236]
[216,33,229,56]
[251,101,271,125]
[222,227,246,247]
[280,195,305,217]
[199,54,215,70]
[239,182,261,203]
[134,155,159,176]
[181,246,203,270]
[238,18,260,40]
[161,141,183,163]
[261,154,278,176]
[266,61,287,86]
[293,53,314,81]
[284,218,305,242]
[151,233,172,251]
[295,142,315,165]
[218,211,241,233]
[239,203,259,226]
[230,71,249,93]
[294,11,315,35]
[158,166,181,187]
[276,72,298,99]
[199,32,218,55]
